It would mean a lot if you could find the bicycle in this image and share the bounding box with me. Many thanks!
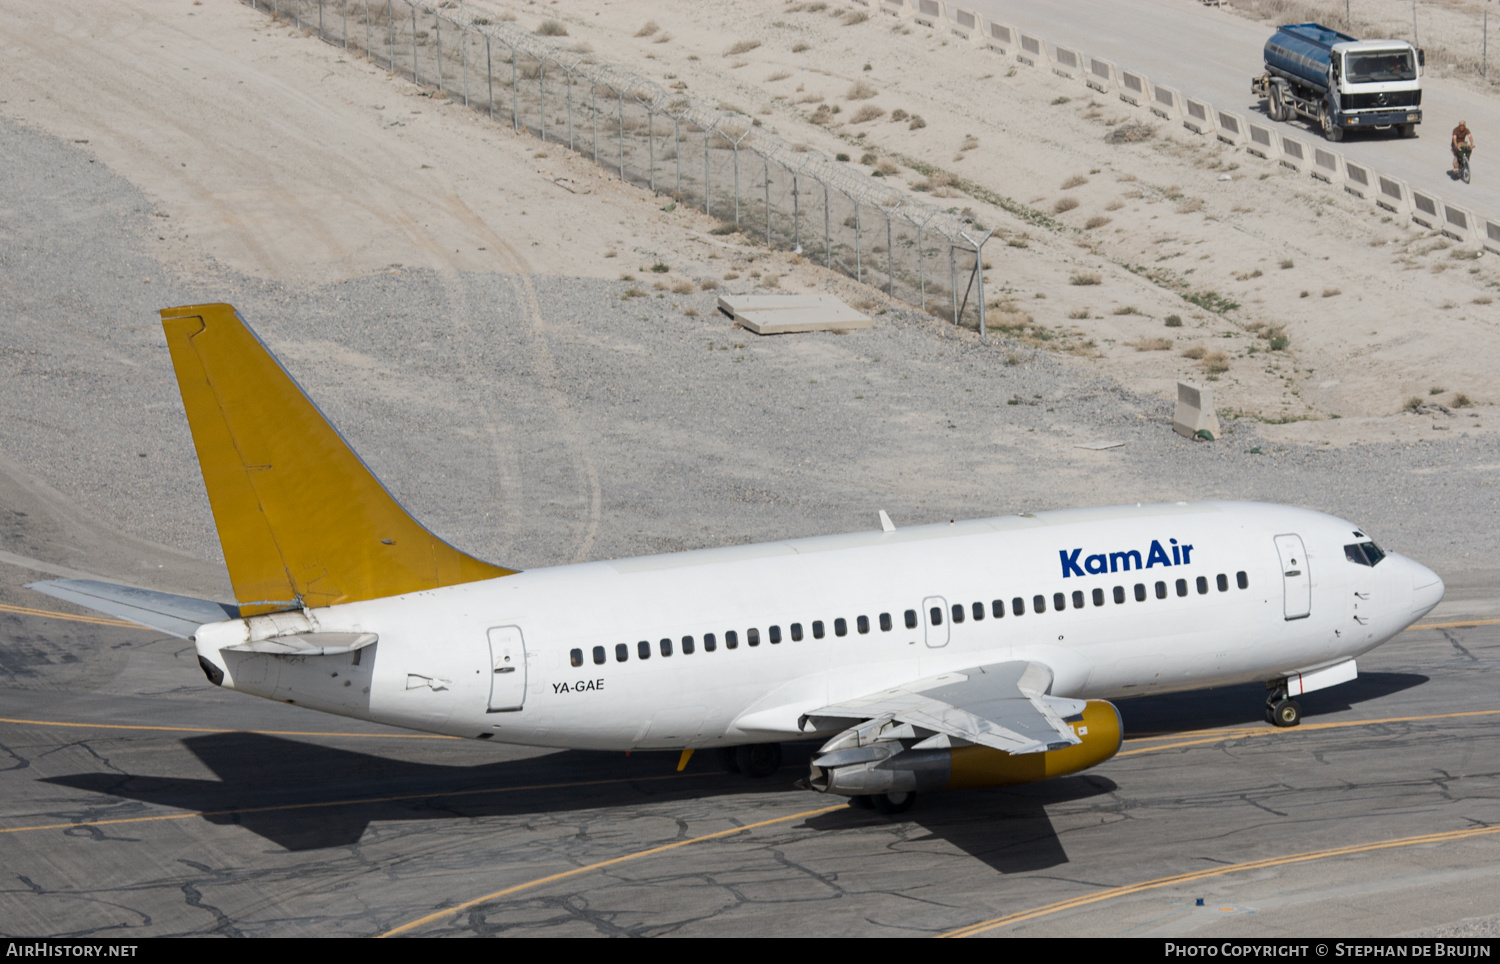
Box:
[1456,145,1472,184]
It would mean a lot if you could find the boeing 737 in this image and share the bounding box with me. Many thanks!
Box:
[29,304,1445,813]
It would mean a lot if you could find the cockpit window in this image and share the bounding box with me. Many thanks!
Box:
[1361,541,1385,566]
[1344,51,1416,83]
[1344,541,1387,566]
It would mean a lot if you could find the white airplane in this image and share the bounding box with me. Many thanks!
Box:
[30,304,1445,813]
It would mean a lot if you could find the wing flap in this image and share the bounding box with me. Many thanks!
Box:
[806,660,1083,754]
[26,579,238,639]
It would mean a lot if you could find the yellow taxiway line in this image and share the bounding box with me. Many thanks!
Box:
[378,804,848,938]
[939,823,1500,937]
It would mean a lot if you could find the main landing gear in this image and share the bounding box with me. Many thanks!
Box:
[849,791,917,814]
[1264,681,1303,727]
[718,742,783,778]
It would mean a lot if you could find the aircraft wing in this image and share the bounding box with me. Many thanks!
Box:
[26,579,238,639]
[803,660,1085,755]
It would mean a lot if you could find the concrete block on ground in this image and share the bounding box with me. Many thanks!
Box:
[1052,44,1083,80]
[1278,134,1308,173]
[984,20,1015,53]
[1086,56,1115,93]
[1183,97,1215,135]
[1376,173,1409,216]
[949,7,982,40]
[1311,145,1342,185]
[881,0,913,16]
[914,0,942,26]
[1151,83,1182,121]
[1173,381,1221,441]
[1245,121,1275,158]
[1017,31,1044,66]
[1215,110,1245,146]
[1484,217,1500,256]
[717,293,873,335]
[1441,203,1476,243]
[1342,159,1374,198]
[1118,70,1149,106]
[1409,186,1441,229]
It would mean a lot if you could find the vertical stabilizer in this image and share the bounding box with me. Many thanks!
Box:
[161,303,514,615]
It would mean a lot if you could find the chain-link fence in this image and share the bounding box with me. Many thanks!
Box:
[248,0,994,331]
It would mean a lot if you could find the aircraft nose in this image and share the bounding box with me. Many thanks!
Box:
[1408,559,1444,620]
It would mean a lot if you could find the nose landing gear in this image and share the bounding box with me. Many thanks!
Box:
[1264,681,1303,727]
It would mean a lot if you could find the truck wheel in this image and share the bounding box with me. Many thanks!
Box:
[1268,92,1286,122]
[1319,103,1343,142]
[1400,124,1417,139]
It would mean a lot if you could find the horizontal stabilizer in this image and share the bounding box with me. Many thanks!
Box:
[224,633,377,657]
[26,579,238,639]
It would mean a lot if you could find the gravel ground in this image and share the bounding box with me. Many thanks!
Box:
[2,115,1497,592]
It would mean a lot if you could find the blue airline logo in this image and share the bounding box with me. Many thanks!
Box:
[1060,539,1194,578]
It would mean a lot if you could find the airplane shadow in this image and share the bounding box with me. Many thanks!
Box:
[1114,672,1429,735]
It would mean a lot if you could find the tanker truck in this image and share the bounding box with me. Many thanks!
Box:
[1252,23,1423,141]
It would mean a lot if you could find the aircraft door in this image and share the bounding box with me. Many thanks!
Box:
[1274,534,1312,620]
[486,625,528,712]
[922,595,950,648]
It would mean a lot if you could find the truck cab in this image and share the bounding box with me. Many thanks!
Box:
[1255,24,1423,141]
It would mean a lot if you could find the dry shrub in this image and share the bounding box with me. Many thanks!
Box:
[1068,308,1091,319]
[1200,350,1230,374]
[1105,121,1156,144]
[843,11,870,25]
[654,33,672,44]
[1085,215,1112,230]
[1130,337,1173,351]
[1322,288,1341,297]
[792,41,810,53]
[671,281,694,295]
[536,20,567,36]
[1105,199,1124,211]
[1164,314,1183,327]
[1181,345,1207,360]
[723,271,740,280]
[767,70,791,82]
[908,114,927,130]
[846,79,877,100]
[635,21,659,37]
[684,308,699,317]
[1113,306,1141,316]
[876,159,899,176]
[725,39,761,56]
[1070,272,1101,286]
[1176,197,1204,214]
[1453,392,1475,408]
[959,134,979,152]
[890,108,908,122]
[1054,197,1080,214]
[851,104,885,124]
[1062,174,1089,189]
[699,279,719,290]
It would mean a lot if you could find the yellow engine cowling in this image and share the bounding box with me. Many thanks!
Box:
[945,699,1122,789]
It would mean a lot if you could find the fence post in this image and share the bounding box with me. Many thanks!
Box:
[886,212,893,296]
[917,224,925,308]
[411,2,418,84]
[386,0,393,71]
[566,68,574,151]
[539,60,546,143]
[617,88,625,179]
[486,35,493,119]
[961,228,994,337]
[435,13,443,93]
[460,26,468,107]
[647,106,655,192]
[591,80,599,162]
[704,126,712,217]
[511,45,519,130]
[342,0,347,48]
[950,245,958,325]
[823,181,831,267]
[673,116,681,197]
[733,143,741,225]
[764,154,772,244]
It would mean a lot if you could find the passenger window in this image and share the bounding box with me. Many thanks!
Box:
[616,643,629,662]
[813,620,825,639]
[1217,573,1228,592]
[638,640,651,660]
[879,612,892,632]
[1134,583,1147,602]
[1092,587,1105,607]
[704,632,717,652]
[972,601,984,621]
[1053,592,1066,611]
[1176,579,1188,597]
[904,609,918,629]
[726,630,739,649]
[769,625,782,644]
[951,604,965,624]
[1072,590,1084,609]
[1196,576,1208,595]
[1013,596,1026,615]
[660,637,673,657]
[682,635,695,655]
[746,628,760,647]
[569,648,583,667]
[835,618,848,637]
[593,645,606,665]
[790,623,803,642]
[1034,594,1047,614]
[1154,581,1167,600]
[1114,585,1126,604]
[929,607,943,626]
[1237,571,1249,589]
[992,599,1005,618]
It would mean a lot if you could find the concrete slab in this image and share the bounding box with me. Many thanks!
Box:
[717,293,873,335]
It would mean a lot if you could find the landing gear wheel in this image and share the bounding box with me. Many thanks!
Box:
[874,791,916,815]
[717,747,741,774]
[849,794,874,809]
[1270,699,1303,727]
[1320,102,1343,142]
[734,742,783,778]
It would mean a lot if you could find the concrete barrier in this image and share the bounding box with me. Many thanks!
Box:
[1173,381,1221,441]
[984,20,1015,53]
[1310,145,1342,185]
[1342,158,1374,199]
[1409,187,1441,228]
[881,0,912,16]
[1052,44,1083,80]
[1278,134,1308,173]
[1119,70,1149,106]
[1182,97,1215,135]
[1245,121,1275,159]
[1151,83,1182,121]
[1376,174,1409,216]
[1483,217,1500,255]
[914,0,942,26]
[1215,110,1245,146]
[1017,31,1044,67]
[1441,202,1475,243]
[950,6,982,40]
[1086,56,1115,93]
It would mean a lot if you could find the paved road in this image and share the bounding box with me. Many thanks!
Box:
[973,0,1500,222]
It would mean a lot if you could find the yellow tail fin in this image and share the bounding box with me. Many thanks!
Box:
[161,303,514,615]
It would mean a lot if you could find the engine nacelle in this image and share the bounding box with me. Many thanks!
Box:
[807,700,1122,796]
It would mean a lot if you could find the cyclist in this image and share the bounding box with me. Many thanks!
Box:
[1452,120,1474,176]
